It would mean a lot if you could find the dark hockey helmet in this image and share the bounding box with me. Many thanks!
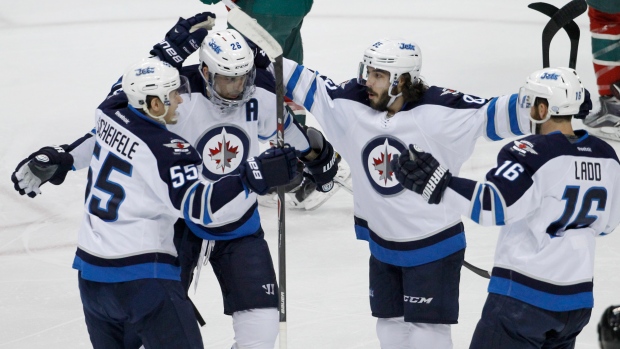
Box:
[599,305,620,349]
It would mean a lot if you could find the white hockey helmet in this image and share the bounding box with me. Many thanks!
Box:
[518,67,585,124]
[122,58,190,124]
[357,38,422,93]
[198,29,256,110]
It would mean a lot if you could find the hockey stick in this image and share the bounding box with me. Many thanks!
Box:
[334,177,352,194]
[528,0,586,68]
[222,1,288,347]
[463,261,490,279]
[460,1,589,281]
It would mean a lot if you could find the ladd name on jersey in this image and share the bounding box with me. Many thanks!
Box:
[574,161,602,181]
[96,117,139,159]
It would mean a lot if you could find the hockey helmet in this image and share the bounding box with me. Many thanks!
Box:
[358,38,422,92]
[600,305,620,349]
[518,67,585,124]
[122,58,190,124]
[198,29,256,110]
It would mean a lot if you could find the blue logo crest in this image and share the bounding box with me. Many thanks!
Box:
[209,39,222,54]
[372,41,383,48]
[399,43,416,50]
[135,67,155,76]
[541,72,559,80]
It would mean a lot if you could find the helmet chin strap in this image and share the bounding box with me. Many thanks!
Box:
[386,92,402,109]
[386,79,403,109]
[144,103,170,125]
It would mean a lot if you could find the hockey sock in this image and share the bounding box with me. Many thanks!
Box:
[589,6,620,96]
[231,308,278,349]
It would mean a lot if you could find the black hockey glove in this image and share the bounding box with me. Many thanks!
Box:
[245,37,272,69]
[390,144,452,205]
[11,145,74,198]
[239,146,298,195]
[150,12,216,69]
[300,127,338,193]
[574,88,592,120]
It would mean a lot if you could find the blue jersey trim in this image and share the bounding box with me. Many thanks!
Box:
[127,105,166,129]
[508,94,524,136]
[303,72,318,111]
[489,185,505,225]
[471,185,483,223]
[488,276,593,311]
[258,113,293,140]
[355,226,466,267]
[485,98,502,141]
[185,206,261,241]
[72,256,181,283]
[285,65,304,100]
[202,184,212,225]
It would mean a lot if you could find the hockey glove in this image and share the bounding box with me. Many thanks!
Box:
[239,146,298,195]
[245,37,272,69]
[11,145,74,198]
[391,144,452,204]
[150,12,216,69]
[300,127,338,193]
[575,88,592,120]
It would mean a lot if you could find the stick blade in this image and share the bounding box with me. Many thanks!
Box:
[227,8,283,60]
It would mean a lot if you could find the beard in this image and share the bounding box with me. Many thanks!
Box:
[367,87,391,111]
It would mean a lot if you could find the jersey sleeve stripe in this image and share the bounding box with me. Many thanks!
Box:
[285,65,304,100]
[485,98,502,141]
[470,184,484,223]
[303,72,319,110]
[191,184,204,221]
[258,113,293,140]
[508,94,525,136]
[488,184,506,225]
[202,184,212,225]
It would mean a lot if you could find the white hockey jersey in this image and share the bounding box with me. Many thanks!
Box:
[73,94,254,283]
[281,58,531,267]
[69,67,310,241]
[444,131,620,311]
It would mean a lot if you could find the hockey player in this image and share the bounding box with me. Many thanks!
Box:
[10,58,298,349]
[391,67,620,349]
[599,305,620,349]
[583,0,620,141]
[11,19,338,349]
[276,37,533,348]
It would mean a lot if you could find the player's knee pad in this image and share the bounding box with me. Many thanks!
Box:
[231,308,278,349]
[409,322,452,349]
[376,317,411,349]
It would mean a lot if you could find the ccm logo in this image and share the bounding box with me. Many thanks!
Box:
[404,296,433,304]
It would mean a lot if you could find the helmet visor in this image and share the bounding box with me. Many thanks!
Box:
[170,75,191,104]
[357,62,368,85]
[208,68,256,110]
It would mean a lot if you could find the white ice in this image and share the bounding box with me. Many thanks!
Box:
[1,0,620,348]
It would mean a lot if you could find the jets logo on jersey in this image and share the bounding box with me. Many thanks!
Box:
[362,136,407,196]
[164,139,191,154]
[511,140,538,156]
[196,125,251,181]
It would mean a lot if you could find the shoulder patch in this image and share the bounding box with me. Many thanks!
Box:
[164,139,192,155]
[511,140,538,156]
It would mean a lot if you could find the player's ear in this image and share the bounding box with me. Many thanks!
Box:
[149,97,165,116]
[537,102,548,120]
